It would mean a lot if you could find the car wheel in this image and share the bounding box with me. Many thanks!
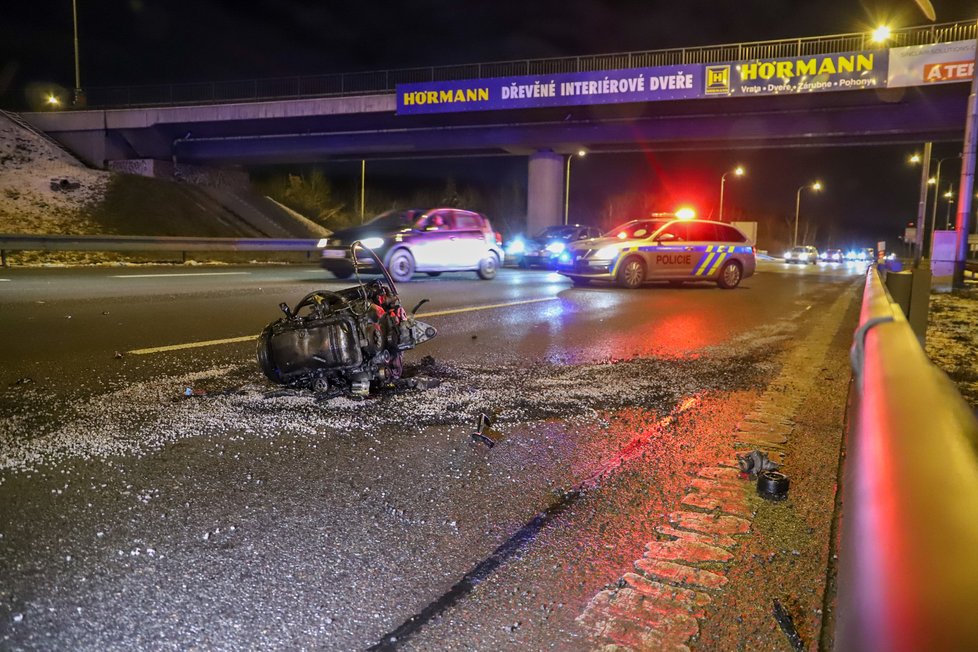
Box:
[387,249,415,282]
[717,260,743,289]
[615,256,645,289]
[570,277,590,287]
[332,269,353,280]
[477,254,499,280]
[426,272,442,277]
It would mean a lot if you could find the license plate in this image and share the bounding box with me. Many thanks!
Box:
[321,249,347,259]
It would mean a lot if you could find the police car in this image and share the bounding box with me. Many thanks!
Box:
[556,216,756,289]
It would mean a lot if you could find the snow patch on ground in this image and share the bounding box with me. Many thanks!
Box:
[0,112,109,234]
[927,289,978,408]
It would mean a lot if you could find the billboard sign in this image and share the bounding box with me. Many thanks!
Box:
[887,39,975,87]
[704,50,888,97]
[394,40,974,114]
[397,65,703,115]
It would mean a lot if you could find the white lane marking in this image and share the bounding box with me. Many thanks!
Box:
[0,279,10,282]
[127,296,560,356]
[111,272,251,279]
[129,335,256,355]
[419,296,558,318]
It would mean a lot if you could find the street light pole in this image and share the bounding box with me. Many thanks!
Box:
[563,149,586,226]
[71,0,82,105]
[794,181,822,248]
[928,154,961,252]
[945,186,955,229]
[719,166,744,222]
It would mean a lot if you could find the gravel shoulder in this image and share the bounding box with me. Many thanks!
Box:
[927,287,978,410]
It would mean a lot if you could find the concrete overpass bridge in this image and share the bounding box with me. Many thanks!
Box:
[19,21,977,232]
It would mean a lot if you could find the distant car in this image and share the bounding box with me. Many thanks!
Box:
[319,208,504,282]
[846,248,874,262]
[507,224,603,269]
[820,248,844,263]
[784,245,819,264]
[556,217,756,289]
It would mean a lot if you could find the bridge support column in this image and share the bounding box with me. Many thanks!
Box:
[527,150,563,235]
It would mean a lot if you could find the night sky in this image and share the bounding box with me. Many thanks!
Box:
[4,1,978,247]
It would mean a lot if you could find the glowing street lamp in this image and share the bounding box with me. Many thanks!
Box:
[45,94,61,108]
[909,153,922,164]
[794,181,823,247]
[719,166,745,222]
[871,25,892,43]
[563,149,586,225]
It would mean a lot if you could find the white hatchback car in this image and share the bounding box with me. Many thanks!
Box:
[784,245,819,265]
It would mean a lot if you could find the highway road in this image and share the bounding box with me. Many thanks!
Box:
[0,261,864,650]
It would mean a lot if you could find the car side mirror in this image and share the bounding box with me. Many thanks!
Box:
[656,233,676,243]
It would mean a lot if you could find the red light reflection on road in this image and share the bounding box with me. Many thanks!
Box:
[601,306,718,359]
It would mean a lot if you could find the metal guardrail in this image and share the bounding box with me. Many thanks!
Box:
[84,21,977,108]
[0,234,320,266]
[836,265,978,651]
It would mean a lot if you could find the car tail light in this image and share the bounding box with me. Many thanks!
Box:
[495,231,503,246]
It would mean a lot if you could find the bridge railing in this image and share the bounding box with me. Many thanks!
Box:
[85,20,976,108]
[836,264,978,651]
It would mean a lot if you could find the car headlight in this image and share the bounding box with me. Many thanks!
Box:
[507,238,526,255]
[595,245,620,260]
[360,237,384,250]
[784,251,792,258]
[317,238,330,248]
[546,241,566,255]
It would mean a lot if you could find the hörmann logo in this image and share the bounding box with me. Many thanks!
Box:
[705,65,730,94]
[402,87,490,106]
[739,53,875,81]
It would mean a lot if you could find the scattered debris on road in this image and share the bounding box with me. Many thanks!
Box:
[772,599,806,651]
[756,470,790,501]
[737,449,780,476]
[470,412,503,448]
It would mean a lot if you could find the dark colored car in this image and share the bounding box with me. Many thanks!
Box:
[820,248,844,263]
[507,224,603,269]
[319,208,504,282]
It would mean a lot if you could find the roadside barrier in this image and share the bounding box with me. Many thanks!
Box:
[836,265,978,651]
[0,234,320,266]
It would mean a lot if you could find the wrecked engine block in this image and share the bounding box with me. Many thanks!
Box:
[257,245,436,396]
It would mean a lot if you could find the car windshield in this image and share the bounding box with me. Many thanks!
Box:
[791,247,809,253]
[364,209,423,230]
[535,226,579,240]
[606,219,671,240]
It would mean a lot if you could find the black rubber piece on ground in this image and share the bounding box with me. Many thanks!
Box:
[773,599,806,651]
[757,470,790,500]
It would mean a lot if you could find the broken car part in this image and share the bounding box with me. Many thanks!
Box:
[257,242,437,394]
[737,449,781,476]
[756,470,790,501]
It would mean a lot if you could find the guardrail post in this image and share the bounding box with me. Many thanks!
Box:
[1,249,7,267]
[908,266,932,343]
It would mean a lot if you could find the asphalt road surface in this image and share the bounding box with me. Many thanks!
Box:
[0,260,865,651]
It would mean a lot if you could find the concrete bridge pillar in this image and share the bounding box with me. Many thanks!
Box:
[527,150,563,236]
